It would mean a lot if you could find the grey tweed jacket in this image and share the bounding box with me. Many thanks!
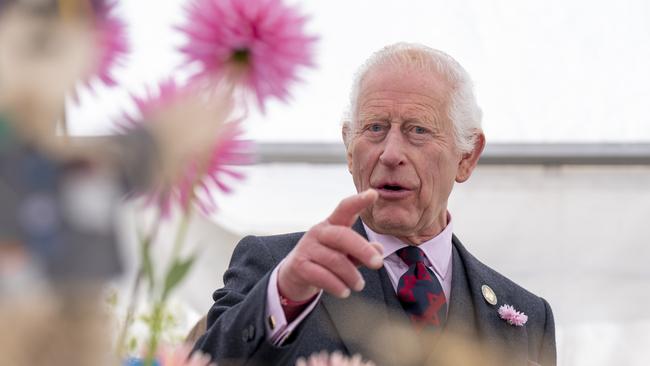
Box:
[194,219,556,366]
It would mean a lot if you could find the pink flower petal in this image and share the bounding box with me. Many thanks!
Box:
[498,304,528,327]
[119,80,250,217]
[177,0,317,111]
[85,0,129,88]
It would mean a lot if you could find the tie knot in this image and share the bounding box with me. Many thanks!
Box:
[396,246,426,266]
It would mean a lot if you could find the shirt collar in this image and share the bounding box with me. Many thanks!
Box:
[362,213,454,280]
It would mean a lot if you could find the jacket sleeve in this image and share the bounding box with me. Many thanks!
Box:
[538,298,557,366]
[192,235,289,365]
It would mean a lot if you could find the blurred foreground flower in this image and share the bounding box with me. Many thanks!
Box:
[178,0,317,111]
[116,80,250,362]
[296,352,375,366]
[113,0,318,362]
[158,344,215,366]
[86,0,129,88]
[124,344,215,366]
[120,80,251,216]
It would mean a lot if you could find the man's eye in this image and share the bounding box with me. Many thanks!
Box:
[410,126,429,134]
[368,123,385,132]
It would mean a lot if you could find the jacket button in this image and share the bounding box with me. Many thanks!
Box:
[242,325,255,342]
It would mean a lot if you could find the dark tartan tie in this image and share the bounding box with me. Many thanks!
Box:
[396,246,448,331]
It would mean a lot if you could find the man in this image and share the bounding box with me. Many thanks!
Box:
[194,43,556,366]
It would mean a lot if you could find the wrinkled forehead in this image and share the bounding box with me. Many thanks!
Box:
[362,62,450,90]
[355,62,453,116]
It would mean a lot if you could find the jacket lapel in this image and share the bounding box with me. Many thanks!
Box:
[443,243,479,341]
[451,236,528,365]
[320,219,406,361]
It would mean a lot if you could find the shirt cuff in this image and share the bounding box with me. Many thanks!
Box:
[265,260,322,345]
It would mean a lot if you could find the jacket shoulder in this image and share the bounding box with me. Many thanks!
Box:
[235,231,305,261]
[453,235,556,364]
[453,235,550,312]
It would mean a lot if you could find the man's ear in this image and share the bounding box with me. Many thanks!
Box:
[341,122,353,173]
[456,132,485,183]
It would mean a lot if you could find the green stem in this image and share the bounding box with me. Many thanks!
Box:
[140,202,194,363]
[141,158,205,361]
[169,206,193,268]
[142,206,192,364]
[144,301,165,366]
[116,211,163,357]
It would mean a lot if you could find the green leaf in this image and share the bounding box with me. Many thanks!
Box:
[105,289,118,308]
[128,337,138,353]
[161,255,196,301]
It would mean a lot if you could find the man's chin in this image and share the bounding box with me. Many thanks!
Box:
[362,212,415,236]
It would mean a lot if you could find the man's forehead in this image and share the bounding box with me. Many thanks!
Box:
[358,99,443,117]
[358,63,452,100]
[356,65,451,116]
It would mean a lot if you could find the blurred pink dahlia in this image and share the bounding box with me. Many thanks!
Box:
[121,80,252,217]
[297,351,376,366]
[176,118,251,215]
[177,0,317,111]
[121,80,182,128]
[157,344,216,366]
[87,0,129,87]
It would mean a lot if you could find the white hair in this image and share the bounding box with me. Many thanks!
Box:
[343,42,482,153]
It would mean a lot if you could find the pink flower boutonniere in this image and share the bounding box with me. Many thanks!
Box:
[498,304,528,326]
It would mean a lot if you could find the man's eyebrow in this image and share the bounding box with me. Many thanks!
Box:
[402,104,441,122]
[357,110,389,121]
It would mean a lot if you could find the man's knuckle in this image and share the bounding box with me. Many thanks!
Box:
[305,223,322,239]
[359,244,374,260]
[286,254,302,271]
[323,251,344,267]
[328,227,345,244]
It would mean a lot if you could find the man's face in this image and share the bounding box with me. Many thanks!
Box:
[346,64,476,243]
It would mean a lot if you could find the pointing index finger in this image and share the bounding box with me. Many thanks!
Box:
[327,189,378,227]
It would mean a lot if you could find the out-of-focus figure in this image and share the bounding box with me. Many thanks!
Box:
[0,0,119,294]
[0,0,231,287]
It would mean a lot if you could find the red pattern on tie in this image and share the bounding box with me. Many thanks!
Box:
[396,246,447,331]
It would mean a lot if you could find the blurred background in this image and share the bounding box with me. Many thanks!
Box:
[16,0,650,365]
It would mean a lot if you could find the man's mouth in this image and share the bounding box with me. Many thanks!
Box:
[382,184,405,191]
[374,182,413,199]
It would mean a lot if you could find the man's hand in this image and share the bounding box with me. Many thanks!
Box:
[277,189,384,302]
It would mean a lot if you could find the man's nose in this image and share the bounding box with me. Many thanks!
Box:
[379,128,406,167]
